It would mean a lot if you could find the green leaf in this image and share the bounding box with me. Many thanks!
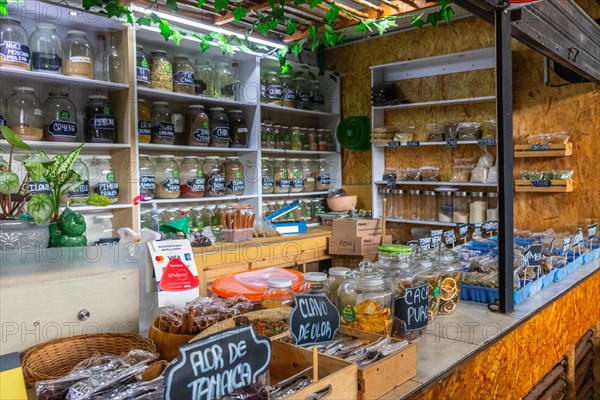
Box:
[171,29,184,45]
[0,171,20,194]
[197,0,207,7]
[309,0,322,8]
[239,43,254,54]
[27,194,53,225]
[255,44,269,50]
[293,0,306,5]
[82,0,94,10]
[24,162,43,181]
[355,22,368,34]
[426,12,441,26]
[232,6,247,22]
[136,16,152,26]
[0,126,33,151]
[411,14,425,28]
[214,0,229,13]
[158,19,173,41]
[256,22,270,36]
[165,0,179,12]
[308,25,317,41]
[14,154,54,164]
[441,5,455,22]
[0,0,8,16]
[199,39,211,53]
[87,193,111,207]
[291,38,306,57]
[277,46,289,59]
[325,3,340,26]
[285,19,298,35]
[374,18,396,35]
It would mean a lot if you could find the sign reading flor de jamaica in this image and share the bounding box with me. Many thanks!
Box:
[164,326,271,400]
[290,294,340,347]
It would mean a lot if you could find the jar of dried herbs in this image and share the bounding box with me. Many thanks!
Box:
[172,55,195,94]
[186,105,209,146]
[151,101,175,144]
[150,50,173,91]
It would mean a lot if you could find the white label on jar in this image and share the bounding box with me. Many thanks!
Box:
[34,108,43,116]
[93,182,119,199]
[0,41,30,64]
[70,56,91,63]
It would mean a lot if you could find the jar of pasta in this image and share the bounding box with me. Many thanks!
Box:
[273,158,290,194]
[204,156,226,197]
[224,156,245,196]
[149,50,173,91]
[154,155,180,199]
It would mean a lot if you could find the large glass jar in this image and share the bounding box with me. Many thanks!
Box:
[224,156,245,195]
[280,74,296,108]
[64,31,93,79]
[289,127,303,150]
[149,50,173,91]
[327,267,349,307]
[406,189,420,220]
[7,87,43,141]
[88,214,116,245]
[138,154,156,200]
[264,71,281,105]
[301,159,315,192]
[317,129,328,151]
[295,78,312,110]
[30,23,62,74]
[89,156,119,203]
[301,199,313,221]
[186,105,210,146]
[487,192,499,221]
[273,158,290,194]
[204,156,226,197]
[262,278,295,309]
[338,260,393,335]
[228,110,248,148]
[137,99,152,143]
[172,55,195,94]
[43,91,77,142]
[288,159,304,193]
[105,32,121,83]
[259,73,267,103]
[311,80,324,111]
[307,128,318,151]
[154,155,180,199]
[261,158,274,194]
[437,188,455,223]
[453,191,469,223]
[93,34,106,81]
[84,95,116,143]
[437,250,463,315]
[194,59,214,97]
[0,95,7,128]
[469,192,486,224]
[273,125,287,150]
[180,156,205,198]
[208,107,230,147]
[301,272,329,295]
[136,45,150,87]
[324,129,335,151]
[214,62,234,99]
[150,101,175,145]
[391,256,429,340]
[421,190,437,221]
[63,158,90,206]
[0,18,30,70]
[260,123,273,149]
[315,159,331,191]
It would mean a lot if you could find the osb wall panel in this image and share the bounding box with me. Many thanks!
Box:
[414,270,600,400]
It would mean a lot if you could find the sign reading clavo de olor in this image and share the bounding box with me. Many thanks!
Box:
[290,294,340,347]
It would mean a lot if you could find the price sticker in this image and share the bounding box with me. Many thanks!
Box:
[573,229,584,245]
[388,141,401,148]
[407,240,419,252]
[523,244,542,267]
[473,223,483,236]
[406,141,420,147]
[445,139,458,147]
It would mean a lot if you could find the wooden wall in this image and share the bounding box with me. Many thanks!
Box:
[325,0,600,237]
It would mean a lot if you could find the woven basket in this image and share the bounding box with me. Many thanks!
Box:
[22,333,157,385]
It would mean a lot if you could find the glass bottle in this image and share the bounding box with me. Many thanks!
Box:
[154,155,180,199]
[260,123,269,148]
[43,91,77,142]
[204,156,226,197]
[272,125,284,149]
[172,55,195,94]
[136,45,150,87]
[422,190,437,221]
[311,80,324,111]
[301,272,329,295]
[469,192,486,224]
[261,158,274,194]
[64,30,94,79]
[453,191,469,223]
[262,278,295,309]
[214,62,234,99]
[105,31,121,83]
[180,156,205,198]
[264,71,281,105]
[30,23,62,74]
[137,99,152,143]
[149,50,173,91]
[138,154,156,200]
[194,59,214,97]
[0,18,30,70]
[89,156,119,203]
[327,267,349,307]
[7,87,43,141]
[228,110,248,148]
[84,95,116,143]
[63,158,90,206]
[289,126,303,150]
[288,159,304,193]
[224,156,245,195]
[94,34,106,81]
[314,159,331,191]
[487,192,499,221]
[88,214,116,245]
[280,74,296,108]
[186,105,210,146]
[301,159,315,192]
[273,158,290,194]
[150,101,175,145]
[208,107,230,147]
[295,78,312,110]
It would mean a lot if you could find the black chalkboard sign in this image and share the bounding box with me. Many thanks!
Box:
[473,223,483,236]
[382,173,397,181]
[444,230,457,246]
[483,221,493,233]
[573,229,584,245]
[530,144,550,151]
[164,326,271,400]
[431,229,443,249]
[562,237,571,254]
[290,294,340,347]
[419,237,432,251]
[458,223,469,239]
[523,244,542,267]
[406,141,420,147]
[531,180,551,188]
[394,283,428,332]
[386,179,396,188]
[407,240,419,252]
[445,139,458,147]
[478,138,496,146]
[388,141,401,148]
[587,224,597,239]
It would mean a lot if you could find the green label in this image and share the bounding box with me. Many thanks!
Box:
[172,169,179,178]
[261,133,267,141]
[59,110,70,120]
[102,106,111,114]
[106,172,115,183]
[433,286,441,298]
[164,63,172,73]
[342,305,356,322]
[327,136,333,143]
[295,171,302,178]
[196,170,203,178]
[235,171,242,179]
[141,59,149,68]
[283,171,288,179]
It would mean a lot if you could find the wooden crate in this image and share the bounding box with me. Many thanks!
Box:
[515,179,574,193]
[270,340,358,400]
[514,142,573,157]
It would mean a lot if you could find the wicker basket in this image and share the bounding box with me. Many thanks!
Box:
[22,333,157,385]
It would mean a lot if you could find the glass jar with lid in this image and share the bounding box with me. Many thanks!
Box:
[301,159,315,192]
[436,187,455,222]
[208,107,230,147]
[487,192,498,221]
[150,101,175,144]
[136,45,150,87]
[453,191,469,223]
[228,110,248,148]
[261,158,274,194]
[259,72,267,103]
[214,62,234,99]
[149,50,173,91]
[84,95,116,143]
[288,159,304,193]
[301,199,313,221]
[64,31,93,79]
[327,267,349,307]
[63,158,90,206]
[301,272,329,295]
[30,23,62,74]
[264,71,282,105]
[204,156,226,197]
[172,55,195,94]
[87,214,116,246]
[224,156,245,195]
[0,18,30,70]
[437,249,463,315]
[191,206,205,229]
[43,91,77,142]
[307,128,318,151]
[315,159,331,191]
[186,105,210,146]
[338,260,393,335]
[201,206,213,228]
[180,156,205,198]
[469,192,487,224]
[89,156,119,203]
[280,74,296,108]
[272,125,284,150]
[7,87,43,141]
[154,155,180,199]
[138,154,156,200]
[137,99,151,143]
[260,123,273,149]
[193,59,214,97]
[311,80,324,111]
[316,129,327,151]
[405,189,420,220]
[289,127,303,150]
[295,78,312,110]
[324,129,335,151]
[421,190,437,221]
[391,255,430,340]
[262,278,295,309]
[273,158,290,194]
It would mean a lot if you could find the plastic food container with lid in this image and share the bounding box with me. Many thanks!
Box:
[300,272,329,295]
[262,278,295,309]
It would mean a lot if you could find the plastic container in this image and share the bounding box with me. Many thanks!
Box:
[222,228,254,243]
[211,267,304,302]
[300,272,329,295]
[262,278,295,309]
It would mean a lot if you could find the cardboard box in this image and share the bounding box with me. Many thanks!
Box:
[331,254,377,268]
[329,235,381,256]
[332,218,382,238]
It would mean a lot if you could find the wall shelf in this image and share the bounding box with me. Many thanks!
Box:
[374,181,498,187]
[515,179,573,193]
[137,87,257,109]
[0,141,131,152]
[386,218,458,227]
[262,191,330,198]
[514,142,573,157]
[0,66,129,91]
[373,140,486,148]
[138,143,256,154]
[261,103,339,118]
[142,195,259,205]
[261,149,338,156]
[372,96,496,110]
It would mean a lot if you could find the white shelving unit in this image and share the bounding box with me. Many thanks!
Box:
[372,96,496,111]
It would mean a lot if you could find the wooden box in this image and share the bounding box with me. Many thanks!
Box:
[270,340,358,399]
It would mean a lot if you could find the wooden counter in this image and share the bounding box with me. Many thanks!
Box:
[193,226,332,294]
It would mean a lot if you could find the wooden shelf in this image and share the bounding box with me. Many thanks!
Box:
[515,179,574,192]
[261,149,338,156]
[0,140,131,152]
[386,218,457,227]
[373,140,492,148]
[372,96,496,110]
[261,103,339,117]
[375,181,497,187]
[514,142,573,157]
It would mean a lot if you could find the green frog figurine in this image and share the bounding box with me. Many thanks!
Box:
[48,208,88,247]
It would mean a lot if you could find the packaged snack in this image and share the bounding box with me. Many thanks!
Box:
[426,123,445,142]
[420,166,440,182]
[481,120,496,139]
[456,122,482,140]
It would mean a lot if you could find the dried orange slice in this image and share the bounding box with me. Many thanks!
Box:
[441,277,457,292]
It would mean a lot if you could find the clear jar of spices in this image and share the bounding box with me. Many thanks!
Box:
[421,190,437,221]
[0,18,30,70]
[137,99,152,143]
[172,55,195,94]
[187,105,210,146]
[204,156,226,197]
[89,156,119,203]
[260,123,273,148]
[63,159,90,206]
[208,107,230,147]
[311,80,324,111]
[273,158,290,194]
[180,156,205,198]
[151,102,175,145]
[307,128,318,151]
[224,156,245,195]
[43,91,77,142]
[264,71,282,105]
[315,159,331,191]
[301,199,313,221]
[436,188,456,222]
[149,50,173,91]
[453,191,469,223]
[155,155,180,199]
[288,159,304,193]
[273,125,286,150]
[64,31,93,79]
[280,74,296,108]
[84,95,116,143]
[228,110,248,148]
[7,87,43,141]
[194,59,214,97]
[136,45,150,87]
[289,126,303,150]
[30,23,62,74]
[296,78,312,110]
[301,159,315,192]
[327,267,349,307]
[261,158,274,194]
[262,278,295,309]
[301,272,329,295]
[138,154,156,200]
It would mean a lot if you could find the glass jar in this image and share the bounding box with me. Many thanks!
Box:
[137,99,151,143]
[301,272,329,295]
[301,159,315,192]
[208,107,230,147]
[172,55,195,94]
[288,159,304,193]
[154,155,180,199]
[84,95,116,143]
[149,50,173,91]
[259,73,267,103]
[63,159,91,206]
[421,190,437,222]
[315,159,331,191]
[204,156,226,197]
[315,129,326,151]
[469,192,487,224]
[324,129,335,151]
[180,156,205,198]
[201,206,213,229]
[0,18,30,70]
[338,260,393,335]
[313,199,325,220]
[305,128,317,151]
[260,123,270,148]
[94,34,106,81]
[437,188,455,223]
[89,156,119,203]
[437,250,463,315]
[194,59,214,97]
[311,80,324,111]
[138,154,156,200]
[191,206,204,230]
[406,189,420,220]
[481,120,497,140]
[453,191,469,223]
[393,189,405,219]
[224,156,245,195]
[487,192,499,221]
[150,101,175,144]
[272,125,284,149]
[7,87,43,141]
[63,31,93,79]
[261,158,274,194]
[42,91,77,142]
[88,214,116,246]
[214,62,234,99]
[262,278,295,309]
[273,158,290,194]
[301,199,313,221]
[186,105,210,146]
[228,110,248,148]
[264,71,281,105]
[292,78,309,110]
[280,74,296,108]
[30,23,62,74]
[136,45,150,87]
[289,126,303,150]
[105,32,121,83]
[391,256,429,340]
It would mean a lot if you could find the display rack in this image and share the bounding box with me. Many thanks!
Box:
[514,179,574,193]
[514,143,573,157]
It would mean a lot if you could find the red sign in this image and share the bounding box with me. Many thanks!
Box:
[158,258,200,292]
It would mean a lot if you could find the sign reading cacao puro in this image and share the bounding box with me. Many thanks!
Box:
[394,283,428,332]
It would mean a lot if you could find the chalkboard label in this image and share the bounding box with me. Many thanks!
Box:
[573,229,584,245]
[445,139,458,147]
[382,173,397,181]
[562,237,571,254]
[290,294,340,347]
[458,223,469,239]
[444,230,457,246]
[419,237,432,251]
[431,229,443,249]
[473,223,483,236]
[407,240,419,252]
[531,180,551,188]
[588,223,597,239]
[386,179,396,188]
[388,141,401,148]
[406,141,420,147]
[164,326,271,400]
[523,244,542,267]
[478,138,496,146]
[530,144,550,151]
[394,283,428,332]
[483,221,494,233]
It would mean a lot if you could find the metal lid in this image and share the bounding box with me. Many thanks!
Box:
[471,192,485,197]
[36,23,57,30]
[88,95,108,100]
[424,191,436,196]
[158,155,175,158]
[408,190,420,195]
[189,105,204,109]
[487,192,498,197]
[210,107,224,111]
[153,101,169,106]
